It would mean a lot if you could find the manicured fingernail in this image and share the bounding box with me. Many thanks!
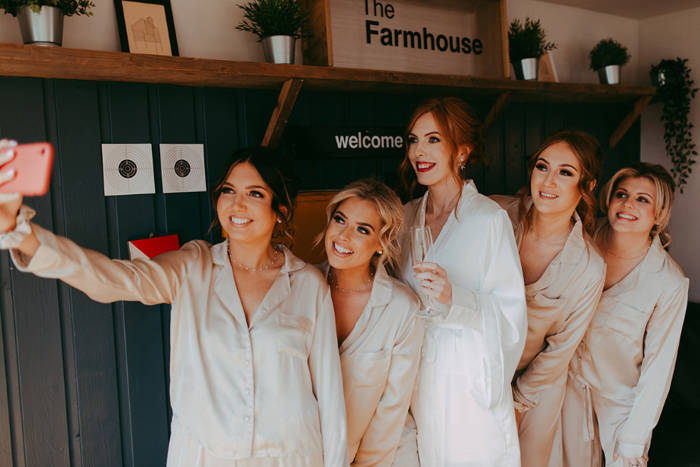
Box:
[7,140,17,147]
[4,169,15,178]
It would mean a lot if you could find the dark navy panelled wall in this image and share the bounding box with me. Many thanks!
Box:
[0,76,639,466]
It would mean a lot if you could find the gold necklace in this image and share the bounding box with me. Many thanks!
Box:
[228,245,279,271]
[328,271,374,293]
[528,210,573,243]
[604,227,652,261]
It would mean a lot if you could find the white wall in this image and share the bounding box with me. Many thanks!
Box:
[507,0,640,85]
[0,0,302,63]
[639,7,700,301]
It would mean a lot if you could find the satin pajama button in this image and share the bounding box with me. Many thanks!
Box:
[245,416,250,422]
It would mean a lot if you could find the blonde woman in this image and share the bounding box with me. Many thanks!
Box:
[561,163,689,467]
[398,97,527,466]
[491,130,606,467]
[0,143,348,467]
[316,179,424,466]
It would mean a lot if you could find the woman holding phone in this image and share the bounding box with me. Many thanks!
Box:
[315,179,424,466]
[0,141,349,467]
[491,130,606,467]
[398,97,527,466]
[561,163,688,467]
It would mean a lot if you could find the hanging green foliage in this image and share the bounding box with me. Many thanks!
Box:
[651,58,698,192]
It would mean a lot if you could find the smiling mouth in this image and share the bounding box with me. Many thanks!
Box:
[333,242,354,255]
[416,162,436,173]
[539,191,558,199]
[617,212,637,221]
[229,216,253,226]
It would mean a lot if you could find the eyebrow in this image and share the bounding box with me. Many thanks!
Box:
[336,210,376,232]
[537,157,579,171]
[222,182,270,192]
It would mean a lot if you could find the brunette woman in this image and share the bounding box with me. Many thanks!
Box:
[316,179,424,466]
[0,142,348,467]
[561,163,688,467]
[490,130,606,467]
[398,97,527,466]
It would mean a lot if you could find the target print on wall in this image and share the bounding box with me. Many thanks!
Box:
[102,144,156,196]
[160,144,207,193]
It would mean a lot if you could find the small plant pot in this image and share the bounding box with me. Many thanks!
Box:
[17,6,64,47]
[512,58,539,81]
[597,65,621,85]
[261,35,295,64]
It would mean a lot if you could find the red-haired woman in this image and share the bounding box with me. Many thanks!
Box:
[398,97,527,466]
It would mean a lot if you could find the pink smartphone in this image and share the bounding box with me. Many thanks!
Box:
[0,143,54,196]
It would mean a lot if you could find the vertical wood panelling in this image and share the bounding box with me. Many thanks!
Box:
[0,77,642,467]
[53,80,123,467]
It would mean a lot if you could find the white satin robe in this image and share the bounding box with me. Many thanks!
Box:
[12,224,349,467]
[319,262,424,466]
[400,181,528,467]
[562,222,689,466]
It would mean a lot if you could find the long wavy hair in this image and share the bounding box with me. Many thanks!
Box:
[599,162,676,247]
[398,97,486,204]
[315,178,405,277]
[516,130,604,236]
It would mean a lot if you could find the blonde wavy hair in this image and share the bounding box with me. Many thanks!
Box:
[315,179,405,277]
[599,162,676,248]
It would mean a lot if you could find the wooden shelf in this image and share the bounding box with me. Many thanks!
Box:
[0,43,655,103]
[0,43,656,147]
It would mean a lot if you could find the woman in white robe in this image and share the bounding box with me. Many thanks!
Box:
[397,97,528,467]
[0,143,349,467]
[314,179,424,466]
[561,163,689,467]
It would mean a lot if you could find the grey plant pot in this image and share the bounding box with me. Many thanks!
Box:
[17,5,64,47]
[261,36,295,64]
[512,58,539,81]
[597,65,621,85]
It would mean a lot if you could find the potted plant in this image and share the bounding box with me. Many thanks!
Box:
[0,0,94,47]
[235,0,309,64]
[589,38,630,85]
[650,58,698,192]
[508,17,556,81]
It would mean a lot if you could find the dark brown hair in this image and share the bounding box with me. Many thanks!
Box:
[210,147,300,241]
[516,130,604,236]
[398,97,486,201]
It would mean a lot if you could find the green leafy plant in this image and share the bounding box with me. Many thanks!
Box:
[236,0,309,41]
[508,17,556,62]
[589,39,630,71]
[651,58,698,192]
[0,0,94,16]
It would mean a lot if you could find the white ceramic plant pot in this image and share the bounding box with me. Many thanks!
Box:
[512,58,539,81]
[261,35,295,64]
[17,5,64,47]
[597,65,621,85]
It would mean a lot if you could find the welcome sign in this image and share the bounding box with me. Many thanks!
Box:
[328,0,507,77]
[289,127,405,158]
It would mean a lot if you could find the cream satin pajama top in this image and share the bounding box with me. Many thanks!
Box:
[12,224,349,467]
[400,182,528,467]
[565,222,689,462]
[319,262,424,466]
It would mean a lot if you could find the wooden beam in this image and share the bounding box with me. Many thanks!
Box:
[299,0,333,66]
[609,95,654,148]
[481,91,513,138]
[262,78,304,149]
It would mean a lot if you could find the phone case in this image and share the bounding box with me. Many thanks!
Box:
[0,143,54,196]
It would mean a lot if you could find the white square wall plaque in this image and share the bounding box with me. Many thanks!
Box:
[159,144,207,193]
[102,144,156,196]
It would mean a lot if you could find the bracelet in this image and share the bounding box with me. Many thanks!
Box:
[0,205,36,250]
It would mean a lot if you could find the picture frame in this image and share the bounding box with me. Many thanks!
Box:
[113,0,180,56]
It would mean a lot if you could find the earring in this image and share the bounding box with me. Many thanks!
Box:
[277,219,282,224]
[459,158,466,170]
[377,250,383,255]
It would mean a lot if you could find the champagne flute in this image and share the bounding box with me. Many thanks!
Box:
[413,226,436,317]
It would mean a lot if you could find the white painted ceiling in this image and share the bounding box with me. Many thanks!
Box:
[534,0,700,19]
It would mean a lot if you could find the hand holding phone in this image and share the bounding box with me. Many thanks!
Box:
[0,142,54,196]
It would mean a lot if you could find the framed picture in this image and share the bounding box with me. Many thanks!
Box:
[114,0,179,56]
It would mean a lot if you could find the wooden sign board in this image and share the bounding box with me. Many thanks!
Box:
[302,0,508,78]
